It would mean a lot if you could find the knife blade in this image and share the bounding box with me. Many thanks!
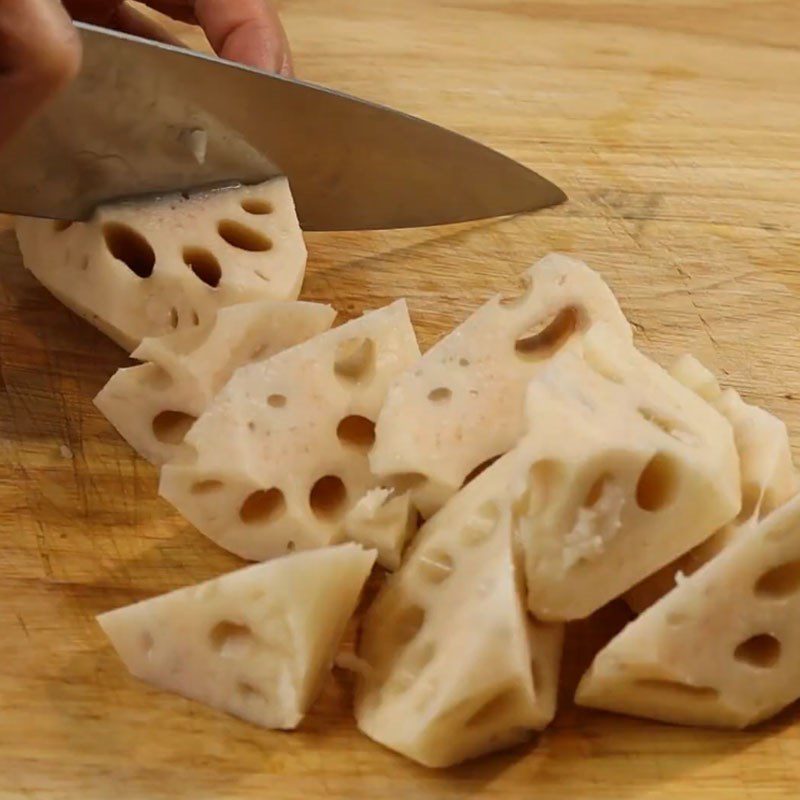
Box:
[0,22,565,230]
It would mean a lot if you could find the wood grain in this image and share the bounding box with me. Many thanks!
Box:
[2,1,800,796]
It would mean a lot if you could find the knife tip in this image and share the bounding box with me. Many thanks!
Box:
[512,166,568,216]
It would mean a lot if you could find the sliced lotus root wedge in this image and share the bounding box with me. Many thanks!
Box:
[514,327,740,620]
[98,544,375,730]
[356,505,562,768]
[94,300,335,466]
[625,355,798,613]
[369,253,632,519]
[159,301,421,565]
[577,493,800,728]
[392,325,739,622]
[15,177,306,351]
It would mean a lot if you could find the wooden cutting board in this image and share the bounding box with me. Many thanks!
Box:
[2,1,799,797]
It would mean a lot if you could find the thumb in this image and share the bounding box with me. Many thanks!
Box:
[0,0,82,148]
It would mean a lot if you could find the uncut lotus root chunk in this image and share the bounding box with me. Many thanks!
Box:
[94,300,335,466]
[369,253,632,518]
[159,301,420,564]
[98,544,376,730]
[513,326,739,620]
[15,177,306,351]
[356,505,562,768]
[576,493,800,728]
[626,355,799,613]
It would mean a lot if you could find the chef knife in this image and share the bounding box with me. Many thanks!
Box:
[0,22,566,230]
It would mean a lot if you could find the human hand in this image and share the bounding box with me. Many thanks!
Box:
[63,1,292,74]
[0,0,291,148]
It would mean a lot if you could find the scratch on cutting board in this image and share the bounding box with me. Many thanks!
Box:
[132,450,140,527]
[43,342,91,518]
[592,190,650,254]
[629,193,665,240]
[69,445,90,519]
[587,181,741,361]
[15,612,30,641]
[35,520,54,580]
[675,263,724,357]
[589,188,665,241]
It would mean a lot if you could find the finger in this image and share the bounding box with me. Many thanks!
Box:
[108,3,185,45]
[64,1,186,45]
[61,1,120,26]
[69,0,293,75]
[194,0,293,75]
[141,1,198,25]
[0,0,82,148]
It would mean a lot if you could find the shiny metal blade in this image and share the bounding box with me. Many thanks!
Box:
[0,23,565,230]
